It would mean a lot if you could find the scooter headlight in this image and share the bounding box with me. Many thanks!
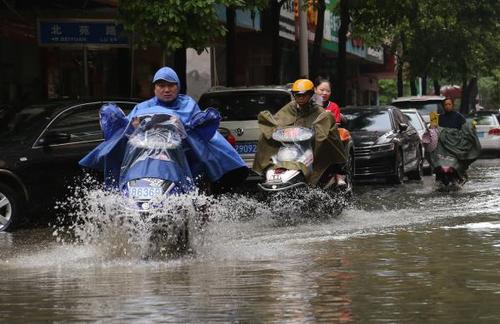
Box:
[277,147,300,162]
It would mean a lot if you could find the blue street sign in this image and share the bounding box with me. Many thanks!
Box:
[38,20,129,46]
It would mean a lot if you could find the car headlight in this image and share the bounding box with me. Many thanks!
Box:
[370,143,395,152]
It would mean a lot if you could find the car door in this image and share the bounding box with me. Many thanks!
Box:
[19,103,104,208]
[393,108,418,169]
[23,101,137,209]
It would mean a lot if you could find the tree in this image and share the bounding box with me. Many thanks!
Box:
[349,0,500,113]
[310,0,326,79]
[478,70,500,110]
[118,0,259,93]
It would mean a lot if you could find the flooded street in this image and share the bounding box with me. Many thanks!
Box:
[1,159,499,322]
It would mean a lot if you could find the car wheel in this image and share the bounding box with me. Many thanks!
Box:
[0,183,22,232]
[408,147,424,180]
[390,150,405,184]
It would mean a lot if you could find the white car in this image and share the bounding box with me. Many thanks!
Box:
[198,86,293,177]
[392,95,445,124]
[401,108,431,172]
[467,111,500,154]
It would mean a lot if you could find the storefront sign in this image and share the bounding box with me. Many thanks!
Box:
[366,47,384,63]
[38,20,128,46]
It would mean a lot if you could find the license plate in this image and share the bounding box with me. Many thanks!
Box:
[129,186,163,200]
[477,132,484,138]
[235,142,257,154]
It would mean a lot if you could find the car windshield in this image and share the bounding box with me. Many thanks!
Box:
[198,91,291,121]
[0,103,61,140]
[392,101,443,115]
[344,110,392,132]
[404,112,424,130]
[467,115,496,126]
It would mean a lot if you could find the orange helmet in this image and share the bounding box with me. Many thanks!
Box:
[291,79,314,95]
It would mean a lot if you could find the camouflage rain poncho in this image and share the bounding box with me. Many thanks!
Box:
[428,120,481,177]
[252,100,347,185]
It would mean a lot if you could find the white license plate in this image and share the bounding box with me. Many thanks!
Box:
[130,186,163,200]
[477,132,484,138]
[235,142,257,154]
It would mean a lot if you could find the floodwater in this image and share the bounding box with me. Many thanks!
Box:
[1,159,499,322]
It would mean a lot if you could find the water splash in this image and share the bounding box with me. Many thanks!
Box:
[52,177,351,261]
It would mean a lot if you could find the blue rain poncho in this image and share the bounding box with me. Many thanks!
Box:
[80,96,247,188]
[127,96,247,183]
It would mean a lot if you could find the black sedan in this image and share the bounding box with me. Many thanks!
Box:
[343,106,424,183]
[0,99,138,231]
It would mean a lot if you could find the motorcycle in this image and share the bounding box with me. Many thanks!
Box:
[425,120,481,190]
[433,157,467,188]
[116,113,198,254]
[257,126,352,217]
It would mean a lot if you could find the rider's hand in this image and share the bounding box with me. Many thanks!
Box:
[131,117,140,128]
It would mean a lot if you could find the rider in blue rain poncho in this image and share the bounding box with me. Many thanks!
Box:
[80,66,248,192]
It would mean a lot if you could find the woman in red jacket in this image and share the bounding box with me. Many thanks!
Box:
[313,76,347,188]
[314,76,341,124]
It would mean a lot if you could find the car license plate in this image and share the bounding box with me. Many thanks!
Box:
[477,132,484,138]
[129,186,163,200]
[235,142,257,154]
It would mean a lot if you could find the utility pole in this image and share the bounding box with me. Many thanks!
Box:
[298,0,308,78]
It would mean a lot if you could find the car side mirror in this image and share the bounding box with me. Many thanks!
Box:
[399,123,408,132]
[40,131,71,145]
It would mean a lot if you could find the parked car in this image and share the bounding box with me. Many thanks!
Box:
[392,95,445,123]
[0,99,139,231]
[401,108,432,173]
[466,111,500,154]
[199,86,355,182]
[199,86,292,173]
[343,106,424,183]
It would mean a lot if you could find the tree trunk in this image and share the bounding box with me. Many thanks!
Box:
[226,7,236,86]
[460,77,477,115]
[174,47,187,94]
[421,76,427,95]
[433,79,440,95]
[396,35,405,97]
[397,59,404,97]
[410,77,417,96]
[337,0,350,106]
[311,0,325,79]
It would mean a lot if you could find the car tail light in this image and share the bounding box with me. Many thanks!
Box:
[226,133,236,147]
[488,128,500,136]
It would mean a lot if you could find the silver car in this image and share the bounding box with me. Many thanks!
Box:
[392,95,445,124]
[401,108,431,173]
[198,86,293,174]
[467,111,500,154]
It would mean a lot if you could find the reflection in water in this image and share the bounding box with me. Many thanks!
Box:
[0,160,499,322]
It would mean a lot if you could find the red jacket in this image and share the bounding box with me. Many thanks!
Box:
[325,101,341,124]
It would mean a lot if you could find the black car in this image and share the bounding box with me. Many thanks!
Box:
[0,99,139,231]
[343,106,424,183]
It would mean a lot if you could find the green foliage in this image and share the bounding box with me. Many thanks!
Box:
[350,0,500,84]
[378,79,398,105]
[118,0,268,54]
[478,69,500,110]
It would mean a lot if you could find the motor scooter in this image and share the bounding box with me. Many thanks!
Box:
[257,126,352,215]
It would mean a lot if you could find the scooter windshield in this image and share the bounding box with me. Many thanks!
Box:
[272,127,314,164]
[120,114,192,186]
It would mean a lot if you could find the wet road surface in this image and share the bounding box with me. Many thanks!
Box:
[0,159,499,322]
